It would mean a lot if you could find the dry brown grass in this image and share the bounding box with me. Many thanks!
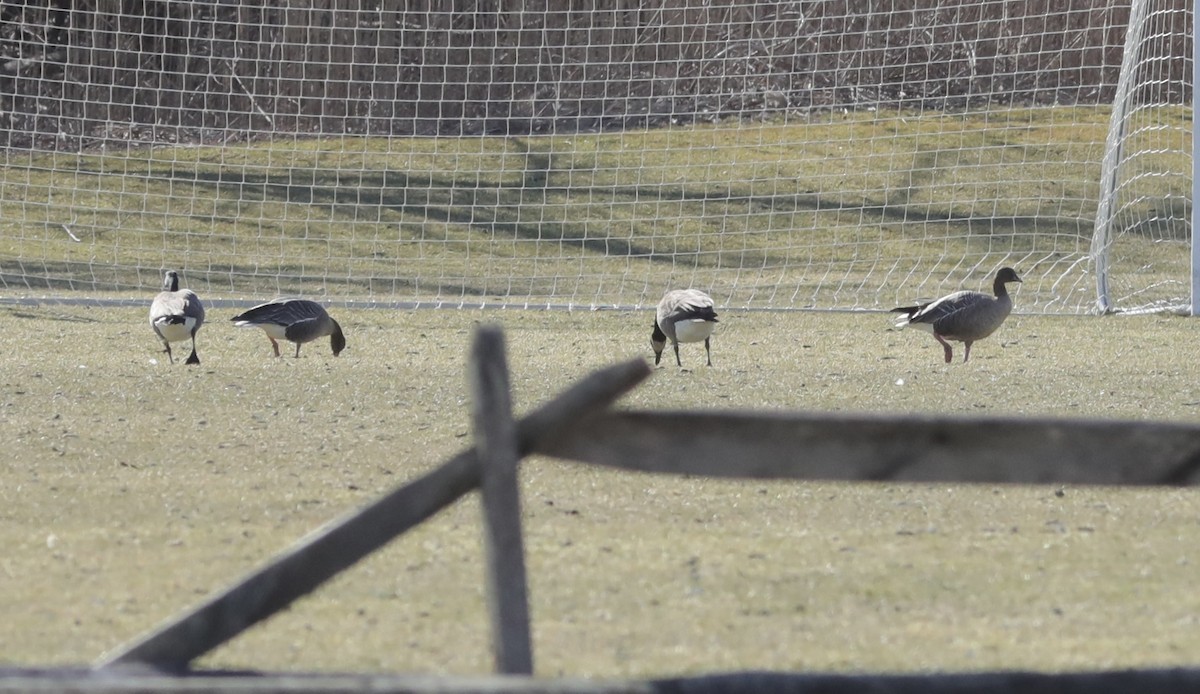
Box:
[2,304,1200,677]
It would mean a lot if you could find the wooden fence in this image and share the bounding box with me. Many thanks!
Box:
[6,324,1200,692]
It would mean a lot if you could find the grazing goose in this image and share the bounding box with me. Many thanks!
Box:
[149,270,205,365]
[231,298,345,358]
[651,289,719,367]
[892,267,1022,364]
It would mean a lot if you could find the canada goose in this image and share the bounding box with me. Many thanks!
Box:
[651,289,719,367]
[892,267,1022,364]
[231,298,345,358]
[149,270,205,365]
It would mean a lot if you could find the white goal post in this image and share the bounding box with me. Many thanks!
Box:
[0,0,1192,314]
[1092,0,1195,314]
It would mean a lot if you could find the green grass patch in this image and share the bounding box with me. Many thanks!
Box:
[0,106,1188,311]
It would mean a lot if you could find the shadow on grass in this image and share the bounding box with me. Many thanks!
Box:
[55,137,1095,291]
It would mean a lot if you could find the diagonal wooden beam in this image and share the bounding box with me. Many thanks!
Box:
[96,352,651,672]
[535,410,1200,486]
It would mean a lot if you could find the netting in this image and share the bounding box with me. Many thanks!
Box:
[0,0,1191,312]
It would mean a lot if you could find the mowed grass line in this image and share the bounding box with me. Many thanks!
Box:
[2,305,1200,676]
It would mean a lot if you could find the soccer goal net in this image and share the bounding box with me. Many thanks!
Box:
[0,0,1191,313]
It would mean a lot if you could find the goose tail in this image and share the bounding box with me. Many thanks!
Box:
[891,305,920,328]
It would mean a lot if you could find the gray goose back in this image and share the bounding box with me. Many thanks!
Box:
[232,298,345,357]
[149,270,205,365]
[651,289,719,367]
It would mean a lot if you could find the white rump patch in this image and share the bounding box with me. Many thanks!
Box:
[674,319,715,343]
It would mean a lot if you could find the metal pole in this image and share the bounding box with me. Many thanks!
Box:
[1192,0,1200,315]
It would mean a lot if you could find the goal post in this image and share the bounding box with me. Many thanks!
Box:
[1092,0,1194,315]
[1194,0,1200,317]
[0,0,1192,315]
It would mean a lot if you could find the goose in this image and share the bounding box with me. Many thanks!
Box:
[651,289,719,367]
[149,270,205,365]
[892,267,1022,364]
[231,298,346,358]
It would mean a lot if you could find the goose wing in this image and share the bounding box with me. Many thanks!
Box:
[913,290,1011,340]
[232,298,326,327]
[150,289,204,332]
[906,290,979,324]
[659,289,718,325]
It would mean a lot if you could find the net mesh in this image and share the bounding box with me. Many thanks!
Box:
[0,0,1190,312]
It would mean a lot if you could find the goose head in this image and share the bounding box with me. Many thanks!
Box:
[330,320,347,356]
[650,321,667,365]
[995,267,1022,293]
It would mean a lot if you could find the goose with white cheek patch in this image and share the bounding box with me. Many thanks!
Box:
[892,267,1021,364]
[231,298,346,358]
[149,270,205,365]
[651,289,718,367]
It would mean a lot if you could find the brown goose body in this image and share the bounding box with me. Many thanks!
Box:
[149,270,205,365]
[892,267,1021,363]
[232,298,345,358]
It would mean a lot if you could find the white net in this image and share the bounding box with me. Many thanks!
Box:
[1093,0,1193,313]
[0,0,1190,313]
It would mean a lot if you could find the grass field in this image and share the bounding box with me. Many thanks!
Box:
[3,106,1189,313]
[3,303,1200,678]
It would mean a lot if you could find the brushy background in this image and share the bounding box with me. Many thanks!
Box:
[2,304,1200,678]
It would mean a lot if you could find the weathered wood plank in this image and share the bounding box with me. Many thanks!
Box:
[0,668,653,693]
[96,357,651,671]
[536,411,1200,486]
[5,667,1200,694]
[470,326,534,675]
[653,668,1200,694]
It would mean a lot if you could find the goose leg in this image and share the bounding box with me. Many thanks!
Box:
[704,337,712,366]
[934,334,954,364]
[294,343,302,358]
[185,337,200,365]
[162,342,174,364]
[268,336,281,357]
[963,341,973,363]
[673,341,682,367]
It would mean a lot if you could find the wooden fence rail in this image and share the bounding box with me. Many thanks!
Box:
[538,410,1200,485]
[6,324,1200,692]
